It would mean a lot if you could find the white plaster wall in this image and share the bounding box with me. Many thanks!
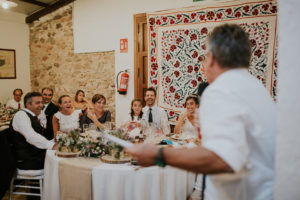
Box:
[73,0,210,126]
[274,0,300,199]
[0,10,30,104]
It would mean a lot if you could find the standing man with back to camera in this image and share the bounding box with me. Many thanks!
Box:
[126,24,276,200]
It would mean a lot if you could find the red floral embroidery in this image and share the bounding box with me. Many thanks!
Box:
[177,14,182,20]
[187,65,193,73]
[250,39,256,47]
[169,111,174,116]
[153,79,158,85]
[191,13,197,19]
[184,18,189,23]
[270,6,277,13]
[176,38,182,44]
[243,6,250,13]
[235,11,241,18]
[166,76,171,83]
[262,4,269,11]
[175,93,180,99]
[197,76,203,82]
[174,70,180,77]
[252,9,259,16]
[150,26,153,31]
[191,80,197,87]
[254,49,262,58]
[151,63,158,70]
[174,61,180,68]
[199,14,205,21]
[151,56,156,62]
[170,19,175,24]
[170,86,176,93]
[170,45,177,52]
[150,70,155,76]
[162,17,168,22]
[192,51,198,58]
[194,66,199,72]
[166,54,171,61]
[201,44,206,50]
[190,33,197,41]
[198,55,205,62]
[156,19,161,25]
[184,30,190,35]
[201,27,208,35]
[207,11,215,20]
[149,18,155,25]
[225,8,232,15]
[216,12,223,19]
[151,32,156,38]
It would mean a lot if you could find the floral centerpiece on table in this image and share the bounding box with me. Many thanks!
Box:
[56,130,81,153]
[79,136,106,158]
[0,103,18,122]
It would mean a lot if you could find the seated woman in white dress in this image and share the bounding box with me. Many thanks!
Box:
[174,94,199,140]
[120,99,143,137]
[52,95,82,139]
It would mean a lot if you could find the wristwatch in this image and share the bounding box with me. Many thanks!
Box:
[155,147,166,167]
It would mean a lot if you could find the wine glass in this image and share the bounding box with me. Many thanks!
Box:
[104,122,111,130]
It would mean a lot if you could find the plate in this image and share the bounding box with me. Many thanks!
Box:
[55,151,80,158]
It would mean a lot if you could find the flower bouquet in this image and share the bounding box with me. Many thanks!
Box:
[56,130,81,157]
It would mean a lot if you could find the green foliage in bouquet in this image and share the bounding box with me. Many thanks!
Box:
[56,130,81,153]
[101,129,126,159]
[79,137,106,158]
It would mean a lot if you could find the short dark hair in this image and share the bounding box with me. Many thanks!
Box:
[75,90,85,102]
[41,87,54,94]
[145,87,156,97]
[185,94,199,107]
[208,24,251,69]
[13,88,23,95]
[58,95,70,104]
[197,82,209,97]
[92,94,106,104]
[24,92,42,107]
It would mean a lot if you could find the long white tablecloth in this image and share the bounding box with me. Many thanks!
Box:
[43,150,195,200]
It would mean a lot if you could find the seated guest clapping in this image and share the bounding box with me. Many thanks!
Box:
[120,99,143,136]
[10,92,58,170]
[80,94,111,129]
[73,90,91,113]
[53,95,82,138]
[174,94,199,139]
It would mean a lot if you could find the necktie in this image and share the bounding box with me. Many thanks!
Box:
[18,103,21,110]
[149,108,153,123]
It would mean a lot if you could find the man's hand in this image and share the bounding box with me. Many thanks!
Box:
[52,143,59,150]
[125,144,159,167]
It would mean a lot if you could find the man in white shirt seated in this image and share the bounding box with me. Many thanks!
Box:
[6,88,24,110]
[127,24,276,200]
[10,92,58,170]
[38,87,59,140]
[141,87,170,134]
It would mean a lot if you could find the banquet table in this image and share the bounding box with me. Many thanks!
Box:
[43,150,196,200]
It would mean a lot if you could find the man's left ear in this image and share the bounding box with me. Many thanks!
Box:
[206,51,214,69]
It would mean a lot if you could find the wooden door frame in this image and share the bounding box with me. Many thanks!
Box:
[134,13,147,100]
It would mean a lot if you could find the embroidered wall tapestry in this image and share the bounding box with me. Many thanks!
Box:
[147,0,278,123]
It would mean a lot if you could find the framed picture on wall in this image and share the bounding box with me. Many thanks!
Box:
[0,48,16,79]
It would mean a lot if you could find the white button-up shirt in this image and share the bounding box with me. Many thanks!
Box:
[12,108,54,150]
[6,98,24,110]
[142,105,170,134]
[199,68,276,200]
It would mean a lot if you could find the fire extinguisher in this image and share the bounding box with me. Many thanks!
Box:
[116,70,129,95]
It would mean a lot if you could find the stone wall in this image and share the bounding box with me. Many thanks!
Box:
[29,5,115,123]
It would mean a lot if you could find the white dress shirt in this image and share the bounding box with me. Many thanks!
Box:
[6,98,24,110]
[142,105,170,134]
[12,108,54,150]
[199,68,276,200]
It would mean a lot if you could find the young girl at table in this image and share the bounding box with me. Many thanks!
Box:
[53,95,82,139]
[120,99,143,133]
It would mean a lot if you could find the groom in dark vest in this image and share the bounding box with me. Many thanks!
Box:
[10,92,58,170]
